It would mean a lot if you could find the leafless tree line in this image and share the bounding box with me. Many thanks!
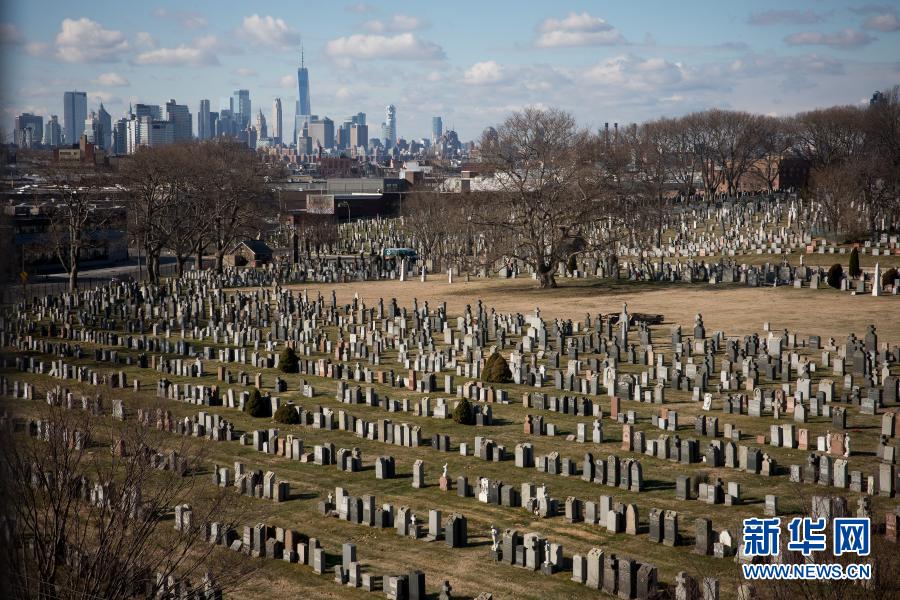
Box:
[33,138,278,292]
[401,87,899,288]
[121,138,278,282]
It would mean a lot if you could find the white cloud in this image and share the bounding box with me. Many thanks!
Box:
[87,90,121,105]
[863,13,900,32]
[153,9,207,30]
[784,28,875,49]
[747,10,827,26]
[364,14,427,33]
[135,32,157,49]
[232,67,258,77]
[583,55,692,91]
[326,32,444,60]
[278,74,295,88]
[55,18,129,63]
[94,72,129,86]
[464,61,504,85]
[0,23,24,45]
[336,87,352,100]
[239,14,302,48]
[536,12,625,48]
[346,3,377,14]
[133,35,219,67]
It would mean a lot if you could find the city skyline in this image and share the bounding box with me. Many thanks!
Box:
[2,2,900,141]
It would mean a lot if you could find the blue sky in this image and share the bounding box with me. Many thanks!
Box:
[1,1,899,141]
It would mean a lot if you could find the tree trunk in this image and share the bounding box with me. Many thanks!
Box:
[147,253,160,284]
[196,249,203,271]
[537,265,557,289]
[215,252,225,274]
[176,256,186,277]
[68,244,79,292]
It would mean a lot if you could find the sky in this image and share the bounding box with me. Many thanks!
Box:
[1,1,899,141]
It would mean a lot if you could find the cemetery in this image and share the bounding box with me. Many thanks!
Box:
[0,216,897,600]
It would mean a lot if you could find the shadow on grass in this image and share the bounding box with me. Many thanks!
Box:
[288,491,318,501]
[641,479,675,491]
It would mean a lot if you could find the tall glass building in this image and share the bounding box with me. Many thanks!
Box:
[294,47,311,145]
[432,116,443,143]
[232,90,251,128]
[63,91,87,145]
[384,104,397,150]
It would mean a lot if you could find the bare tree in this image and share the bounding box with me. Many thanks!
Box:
[636,120,675,247]
[856,85,900,235]
[400,191,452,265]
[203,139,273,273]
[121,146,179,284]
[471,107,605,288]
[685,111,725,199]
[599,123,646,251]
[750,116,794,194]
[42,164,116,292]
[660,116,700,198]
[161,145,208,277]
[808,162,866,237]
[0,403,250,599]
[792,105,865,171]
[706,109,765,195]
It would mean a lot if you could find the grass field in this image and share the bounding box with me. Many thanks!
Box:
[2,275,897,599]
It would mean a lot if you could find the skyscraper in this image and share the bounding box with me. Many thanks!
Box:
[14,113,43,147]
[432,116,443,143]
[272,98,282,144]
[97,103,111,150]
[134,104,161,120]
[308,117,334,150]
[209,111,219,137]
[298,47,311,117]
[384,104,397,150]
[165,99,192,142]
[350,123,368,150]
[44,115,62,147]
[84,111,104,148]
[232,90,251,129]
[140,117,174,147]
[294,47,311,145]
[256,110,267,139]
[63,91,87,145]
[337,119,352,150]
[127,118,141,154]
[113,118,128,155]
[216,110,236,138]
[198,99,211,140]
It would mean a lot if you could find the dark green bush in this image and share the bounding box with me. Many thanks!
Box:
[826,264,843,289]
[452,397,473,425]
[848,247,861,278]
[279,346,299,373]
[246,388,271,418]
[483,351,512,384]
[274,403,300,424]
